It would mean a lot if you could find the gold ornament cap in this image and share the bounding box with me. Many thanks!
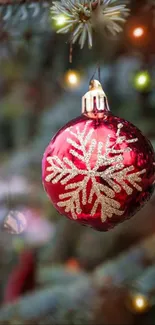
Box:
[82,80,110,116]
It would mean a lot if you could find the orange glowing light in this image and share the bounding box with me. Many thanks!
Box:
[65,258,80,272]
[133,27,144,38]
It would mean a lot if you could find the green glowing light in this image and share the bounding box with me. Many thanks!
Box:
[51,14,68,30]
[133,71,151,92]
[55,15,67,26]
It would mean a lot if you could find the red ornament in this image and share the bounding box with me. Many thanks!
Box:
[42,80,155,231]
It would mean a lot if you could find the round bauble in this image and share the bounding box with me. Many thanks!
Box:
[42,80,155,231]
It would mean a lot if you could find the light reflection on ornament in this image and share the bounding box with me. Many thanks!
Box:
[3,211,27,234]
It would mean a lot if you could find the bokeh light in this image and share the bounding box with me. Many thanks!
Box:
[127,293,150,314]
[133,71,151,92]
[132,294,149,313]
[133,27,144,38]
[55,15,67,26]
[51,14,68,30]
[64,70,82,89]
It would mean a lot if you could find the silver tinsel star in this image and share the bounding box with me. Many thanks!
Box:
[50,0,130,49]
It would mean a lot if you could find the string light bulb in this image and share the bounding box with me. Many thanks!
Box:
[55,15,67,26]
[135,296,146,308]
[51,14,68,30]
[64,70,82,89]
[127,293,150,314]
[133,27,144,38]
[132,294,150,313]
[133,71,151,92]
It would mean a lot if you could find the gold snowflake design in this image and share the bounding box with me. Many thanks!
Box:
[45,122,146,222]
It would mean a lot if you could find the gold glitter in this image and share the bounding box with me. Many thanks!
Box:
[46,122,146,222]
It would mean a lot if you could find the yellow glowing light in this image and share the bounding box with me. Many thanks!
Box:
[68,73,78,84]
[138,75,147,85]
[64,70,81,88]
[135,297,145,309]
[131,294,149,313]
[133,27,144,38]
[56,15,67,26]
[127,292,150,314]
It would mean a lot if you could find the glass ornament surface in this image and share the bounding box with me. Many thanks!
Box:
[42,110,155,231]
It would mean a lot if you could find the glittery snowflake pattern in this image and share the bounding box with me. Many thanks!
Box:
[45,122,146,222]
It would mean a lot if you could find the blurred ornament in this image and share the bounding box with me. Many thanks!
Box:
[4,249,36,304]
[3,210,27,234]
[64,69,82,89]
[50,0,129,49]
[128,293,150,313]
[42,79,155,232]
[133,71,151,92]
[22,208,54,245]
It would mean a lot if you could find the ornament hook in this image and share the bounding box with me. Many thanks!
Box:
[82,79,110,116]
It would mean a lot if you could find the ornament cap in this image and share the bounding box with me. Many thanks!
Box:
[82,79,110,117]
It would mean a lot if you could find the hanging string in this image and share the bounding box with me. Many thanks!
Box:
[89,63,98,84]
[98,64,101,83]
[69,42,73,63]
[69,24,74,64]
[89,62,101,84]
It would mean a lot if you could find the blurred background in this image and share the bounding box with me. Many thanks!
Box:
[0,0,155,324]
